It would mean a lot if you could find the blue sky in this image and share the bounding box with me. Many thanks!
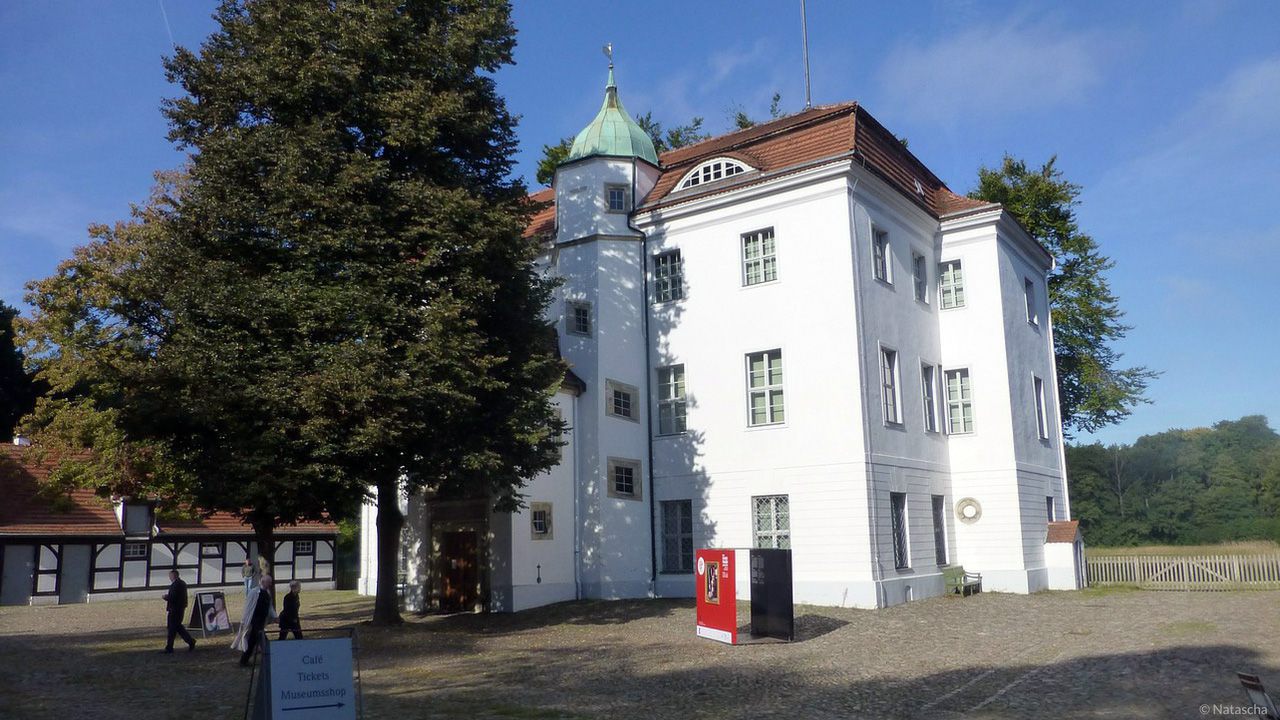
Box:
[1,1,1277,445]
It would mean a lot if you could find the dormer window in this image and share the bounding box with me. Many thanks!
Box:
[122,501,154,537]
[675,158,752,191]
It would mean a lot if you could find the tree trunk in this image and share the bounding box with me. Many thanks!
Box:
[251,516,276,581]
[371,476,405,625]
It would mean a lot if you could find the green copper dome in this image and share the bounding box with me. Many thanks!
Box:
[567,67,659,166]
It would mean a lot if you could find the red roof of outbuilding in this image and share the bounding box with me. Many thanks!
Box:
[1046,520,1081,543]
[0,444,335,538]
[524,101,994,237]
[0,445,122,537]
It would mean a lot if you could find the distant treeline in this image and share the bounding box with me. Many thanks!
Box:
[1066,416,1280,547]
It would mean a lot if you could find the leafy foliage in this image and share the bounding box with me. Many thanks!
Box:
[970,156,1156,435]
[1067,416,1280,546]
[634,112,708,155]
[536,138,573,186]
[0,301,43,440]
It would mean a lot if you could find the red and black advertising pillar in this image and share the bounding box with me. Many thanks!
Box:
[695,548,737,644]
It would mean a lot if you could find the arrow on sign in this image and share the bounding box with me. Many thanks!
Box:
[283,702,345,711]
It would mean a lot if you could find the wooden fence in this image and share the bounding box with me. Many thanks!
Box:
[1087,554,1280,590]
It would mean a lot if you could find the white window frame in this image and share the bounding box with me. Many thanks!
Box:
[607,458,643,501]
[939,260,965,309]
[674,157,752,191]
[912,250,928,303]
[123,542,148,560]
[880,346,902,425]
[660,499,694,573]
[745,349,785,427]
[931,495,948,566]
[1033,375,1049,440]
[605,379,639,422]
[530,502,553,540]
[605,184,630,213]
[653,250,684,304]
[944,368,974,434]
[921,362,939,433]
[566,300,591,337]
[872,228,892,284]
[293,540,314,555]
[1024,277,1039,326]
[657,364,687,436]
[200,542,222,557]
[752,495,791,549]
[741,227,778,286]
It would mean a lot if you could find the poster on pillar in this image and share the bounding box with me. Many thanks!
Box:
[695,548,737,645]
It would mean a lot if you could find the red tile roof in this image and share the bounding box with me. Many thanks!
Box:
[0,444,335,538]
[524,101,996,237]
[1046,520,1081,543]
[523,186,556,239]
[0,445,121,537]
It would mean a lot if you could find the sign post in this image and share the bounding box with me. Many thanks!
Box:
[694,548,737,645]
[250,635,358,720]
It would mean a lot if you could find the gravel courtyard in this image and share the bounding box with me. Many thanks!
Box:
[0,587,1275,719]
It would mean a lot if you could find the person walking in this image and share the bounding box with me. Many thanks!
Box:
[162,569,196,653]
[277,580,303,640]
[241,559,255,595]
[232,575,275,666]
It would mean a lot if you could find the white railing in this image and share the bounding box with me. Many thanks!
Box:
[1086,554,1280,590]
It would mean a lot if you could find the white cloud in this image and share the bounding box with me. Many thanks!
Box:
[876,18,1118,121]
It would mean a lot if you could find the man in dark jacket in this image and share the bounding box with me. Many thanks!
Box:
[162,569,196,653]
[277,580,302,640]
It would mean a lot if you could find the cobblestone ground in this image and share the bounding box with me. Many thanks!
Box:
[0,587,1276,719]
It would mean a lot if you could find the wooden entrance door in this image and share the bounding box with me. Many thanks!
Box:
[440,531,480,611]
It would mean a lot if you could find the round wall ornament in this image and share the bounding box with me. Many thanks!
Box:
[956,497,982,524]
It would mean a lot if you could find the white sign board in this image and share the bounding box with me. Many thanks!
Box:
[265,637,356,720]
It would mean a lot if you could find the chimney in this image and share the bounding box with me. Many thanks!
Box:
[12,435,31,447]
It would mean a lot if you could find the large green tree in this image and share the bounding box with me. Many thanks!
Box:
[22,0,565,625]
[0,301,43,440]
[971,156,1156,435]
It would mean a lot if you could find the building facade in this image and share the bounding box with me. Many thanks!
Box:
[360,66,1083,612]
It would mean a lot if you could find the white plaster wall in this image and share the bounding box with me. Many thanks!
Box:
[1045,541,1083,590]
[501,391,578,611]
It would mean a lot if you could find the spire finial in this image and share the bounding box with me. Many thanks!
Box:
[602,43,616,90]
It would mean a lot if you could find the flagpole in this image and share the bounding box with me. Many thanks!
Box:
[801,0,812,109]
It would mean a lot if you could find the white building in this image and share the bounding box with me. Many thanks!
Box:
[360,65,1084,613]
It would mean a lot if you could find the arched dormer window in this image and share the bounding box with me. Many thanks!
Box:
[674,157,753,191]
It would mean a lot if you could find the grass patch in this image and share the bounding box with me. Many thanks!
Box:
[1087,541,1280,557]
[1077,584,1142,598]
[1160,620,1218,637]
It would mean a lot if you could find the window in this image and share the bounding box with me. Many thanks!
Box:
[880,348,901,425]
[123,503,152,536]
[742,228,778,286]
[939,260,965,309]
[661,500,694,572]
[746,350,784,426]
[1033,375,1048,440]
[921,363,938,433]
[932,495,947,566]
[675,157,750,191]
[1046,496,1056,522]
[654,250,684,303]
[872,228,891,283]
[530,502,553,540]
[606,379,639,421]
[1024,278,1038,326]
[945,369,974,434]
[753,495,790,549]
[607,458,642,500]
[123,542,148,560]
[294,540,314,555]
[606,184,629,213]
[657,365,687,435]
[890,492,909,569]
[200,542,222,557]
[566,301,591,337]
[912,251,928,303]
